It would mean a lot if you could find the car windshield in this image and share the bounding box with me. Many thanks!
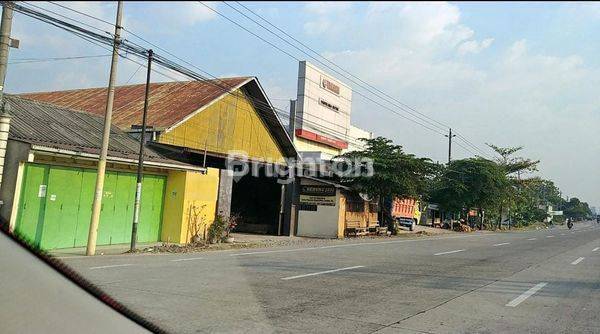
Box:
[2,2,599,334]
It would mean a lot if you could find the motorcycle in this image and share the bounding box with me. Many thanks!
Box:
[567,220,573,229]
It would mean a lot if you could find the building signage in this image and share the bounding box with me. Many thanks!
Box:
[299,185,336,206]
[318,98,340,112]
[295,129,348,150]
[321,77,340,95]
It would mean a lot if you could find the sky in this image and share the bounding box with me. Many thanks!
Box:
[6,2,600,208]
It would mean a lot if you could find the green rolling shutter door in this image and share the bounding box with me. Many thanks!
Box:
[14,163,166,249]
[13,164,48,247]
[138,175,166,242]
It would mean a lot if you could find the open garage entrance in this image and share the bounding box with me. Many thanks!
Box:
[230,170,282,235]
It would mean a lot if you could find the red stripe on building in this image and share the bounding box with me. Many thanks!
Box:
[295,129,348,149]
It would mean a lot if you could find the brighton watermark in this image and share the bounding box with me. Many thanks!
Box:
[225,151,374,184]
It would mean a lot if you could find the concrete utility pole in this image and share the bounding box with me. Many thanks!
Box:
[0,3,14,103]
[87,1,123,256]
[0,3,14,193]
[288,99,296,142]
[445,128,456,164]
[130,49,153,251]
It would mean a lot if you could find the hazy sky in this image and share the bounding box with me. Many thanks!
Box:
[7,2,600,207]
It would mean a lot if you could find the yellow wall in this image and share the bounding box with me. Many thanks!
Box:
[294,137,341,157]
[161,168,220,243]
[158,89,286,163]
[161,170,186,243]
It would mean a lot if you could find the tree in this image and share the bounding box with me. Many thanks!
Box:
[487,144,540,227]
[563,197,592,220]
[336,137,438,225]
[429,158,509,219]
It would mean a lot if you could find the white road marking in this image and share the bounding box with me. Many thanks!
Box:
[560,233,566,236]
[434,249,466,256]
[281,266,365,280]
[571,257,585,265]
[230,234,484,257]
[493,242,510,247]
[593,247,599,252]
[506,282,548,307]
[546,236,555,238]
[170,257,204,262]
[527,238,537,241]
[89,264,133,270]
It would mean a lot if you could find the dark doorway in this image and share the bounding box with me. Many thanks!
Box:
[231,171,281,235]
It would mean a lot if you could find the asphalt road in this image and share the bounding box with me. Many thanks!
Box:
[42,222,600,333]
[0,232,149,334]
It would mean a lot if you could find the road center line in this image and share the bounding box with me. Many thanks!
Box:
[90,264,133,270]
[281,266,365,280]
[546,236,555,238]
[170,257,204,262]
[593,247,599,252]
[506,282,548,307]
[434,249,466,256]
[230,234,484,257]
[493,242,510,247]
[527,238,537,241]
[571,257,585,265]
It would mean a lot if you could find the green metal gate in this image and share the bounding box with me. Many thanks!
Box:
[14,163,166,250]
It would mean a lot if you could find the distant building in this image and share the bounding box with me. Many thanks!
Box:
[290,61,373,163]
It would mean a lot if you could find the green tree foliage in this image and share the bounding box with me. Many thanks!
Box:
[429,158,509,214]
[563,197,592,219]
[336,137,439,199]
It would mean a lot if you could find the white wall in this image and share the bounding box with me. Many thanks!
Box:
[344,124,373,153]
[296,179,341,238]
[296,61,352,141]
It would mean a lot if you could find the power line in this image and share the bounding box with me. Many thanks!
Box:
[13,2,475,159]
[39,1,449,144]
[221,1,449,131]
[200,1,447,137]
[216,1,493,156]
[8,54,111,64]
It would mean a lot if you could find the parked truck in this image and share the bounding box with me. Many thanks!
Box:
[391,197,421,231]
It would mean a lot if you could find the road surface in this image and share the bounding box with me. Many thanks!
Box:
[0,232,149,333]
[32,222,600,333]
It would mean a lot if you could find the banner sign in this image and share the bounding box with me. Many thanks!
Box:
[299,185,336,206]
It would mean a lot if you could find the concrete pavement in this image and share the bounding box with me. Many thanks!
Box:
[11,222,600,333]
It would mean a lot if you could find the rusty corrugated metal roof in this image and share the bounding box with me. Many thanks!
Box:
[19,77,251,130]
[19,77,298,159]
[5,95,199,169]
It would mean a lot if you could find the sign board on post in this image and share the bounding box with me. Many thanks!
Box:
[299,185,336,206]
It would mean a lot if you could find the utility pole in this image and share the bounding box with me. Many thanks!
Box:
[445,128,456,164]
[0,2,15,193]
[130,49,153,252]
[0,2,14,103]
[87,1,123,256]
[288,99,296,142]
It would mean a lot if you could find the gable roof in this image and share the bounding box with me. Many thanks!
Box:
[19,77,297,158]
[5,95,201,170]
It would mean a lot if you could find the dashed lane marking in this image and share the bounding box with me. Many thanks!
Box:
[506,282,548,307]
[434,249,466,256]
[90,264,133,270]
[281,266,365,280]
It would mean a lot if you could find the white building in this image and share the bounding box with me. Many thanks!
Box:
[290,61,372,162]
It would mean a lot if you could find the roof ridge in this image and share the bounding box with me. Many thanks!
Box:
[16,76,254,96]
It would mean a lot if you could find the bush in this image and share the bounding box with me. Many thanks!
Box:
[207,215,228,243]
